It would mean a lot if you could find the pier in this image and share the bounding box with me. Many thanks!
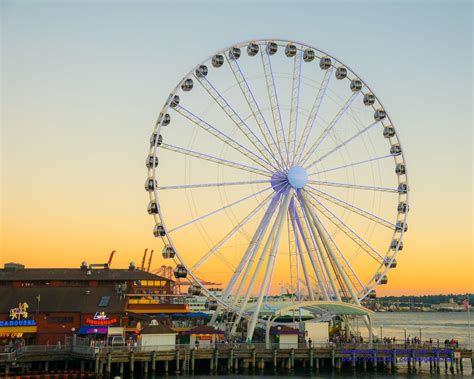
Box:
[1,343,472,377]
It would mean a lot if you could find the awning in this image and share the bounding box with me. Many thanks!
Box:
[245,300,374,318]
[0,326,37,333]
[77,326,108,335]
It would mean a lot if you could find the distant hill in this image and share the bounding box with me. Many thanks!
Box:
[377,294,473,305]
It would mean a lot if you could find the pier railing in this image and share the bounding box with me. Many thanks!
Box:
[1,341,466,362]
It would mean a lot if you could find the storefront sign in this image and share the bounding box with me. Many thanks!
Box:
[0,332,23,338]
[85,312,118,326]
[9,303,29,320]
[0,319,36,327]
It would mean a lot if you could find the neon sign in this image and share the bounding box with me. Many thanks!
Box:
[85,312,118,326]
[0,319,36,327]
[10,303,29,320]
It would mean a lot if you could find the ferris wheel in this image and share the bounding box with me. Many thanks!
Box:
[146,39,409,339]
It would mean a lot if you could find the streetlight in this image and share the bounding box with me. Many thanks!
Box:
[380,325,383,341]
[404,328,407,347]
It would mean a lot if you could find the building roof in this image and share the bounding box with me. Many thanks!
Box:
[0,287,126,314]
[245,300,374,319]
[0,266,170,282]
[182,325,225,335]
[141,324,176,335]
[270,325,303,335]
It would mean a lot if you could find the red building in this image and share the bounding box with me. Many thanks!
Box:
[0,262,188,345]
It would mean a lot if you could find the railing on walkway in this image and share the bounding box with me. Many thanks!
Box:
[1,342,465,362]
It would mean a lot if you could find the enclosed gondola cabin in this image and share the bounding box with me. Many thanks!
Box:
[384,258,398,268]
[162,246,175,259]
[350,79,362,92]
[266,42,278,55]
[153,224,166,237]
[195,65,208,78]
[363,93,375,105]
[335,66,347,79]
[247,43,259,56]
[174,264,187,279]
[285,44,297,57]
[188,285,201,296]
[145,178,157,191]
[181,79,194,91]
[229,47,241,60]
[303,49,315,62]
[320,56,332,69]
[212,54,224,67]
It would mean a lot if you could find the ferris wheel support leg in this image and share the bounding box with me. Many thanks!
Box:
[229,193,286,336]
[289,207,315,301]
[246,192,292,342]
[299,196,341,301]
[301,192,372,334]
[294,206,329,301]
[209,195,280,325]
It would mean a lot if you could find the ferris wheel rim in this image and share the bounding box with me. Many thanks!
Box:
[146,38,409,319]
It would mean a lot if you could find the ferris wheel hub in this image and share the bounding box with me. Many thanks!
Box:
[287,166,308,189]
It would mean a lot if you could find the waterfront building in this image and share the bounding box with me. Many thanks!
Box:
[0,262,187,345]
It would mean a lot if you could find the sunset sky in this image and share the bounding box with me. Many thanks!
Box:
[1,1,472,296]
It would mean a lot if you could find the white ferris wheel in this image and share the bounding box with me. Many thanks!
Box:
[146,39,409,340]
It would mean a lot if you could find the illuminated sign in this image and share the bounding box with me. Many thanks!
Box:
[0,333,23,338]
[85,312,118,326]
[10,303,29,320]
[0,319,36,327]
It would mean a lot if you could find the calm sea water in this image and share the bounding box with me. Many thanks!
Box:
[370,311,473,346]
[127,313,473,378]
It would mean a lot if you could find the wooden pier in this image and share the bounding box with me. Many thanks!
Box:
[1,344,472,377]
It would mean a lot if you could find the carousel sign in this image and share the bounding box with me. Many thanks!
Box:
[85,311,118,326]
[9,302,29,320]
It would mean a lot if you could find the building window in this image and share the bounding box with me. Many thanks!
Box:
[98,296,111,307]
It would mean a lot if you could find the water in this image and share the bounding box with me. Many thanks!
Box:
[369,312,473,346]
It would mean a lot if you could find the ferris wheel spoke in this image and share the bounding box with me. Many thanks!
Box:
[225,54,286,166]
[211,193,282,325]
[172,104,274,172]
[289,202,315,300]
[160,143,271,177]
[158,179,270,191]
[191,192,273,271]
[231,190,290,334]
[305,120,381,170]
[302,189,385,263]
[260,45,289,166]
[305,185,396,229]
[194,74,281,170]
[308,154,395,176]
[299,91,360,167]
[294,67,334,164]
[288,52,303,166]
[303,195,364,290]
[293,200,331,300]
[297,196,341,300]
[301,192,365,305]
[246,191,292,341]
[308,179,399,193]
[168,186,271,233]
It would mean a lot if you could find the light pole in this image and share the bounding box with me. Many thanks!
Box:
[71,327,76,346]
[380,325,383,341]
[419,327,422,343]
[404,328,407,347]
